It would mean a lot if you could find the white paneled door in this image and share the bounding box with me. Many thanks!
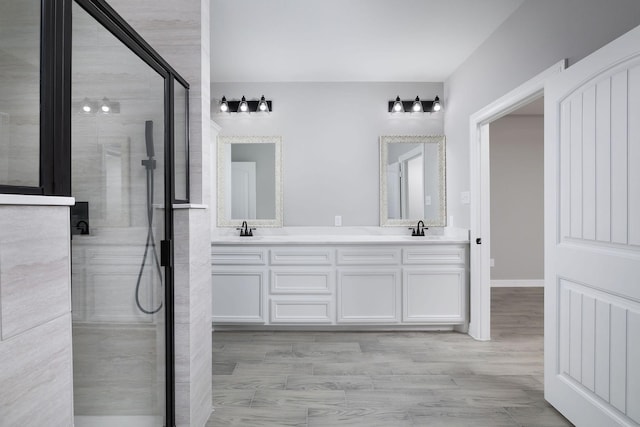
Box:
[545,25,640,426]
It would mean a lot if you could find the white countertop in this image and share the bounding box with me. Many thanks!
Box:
[212,227,469,245]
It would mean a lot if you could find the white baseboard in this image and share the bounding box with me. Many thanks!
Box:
[491,279,544,288]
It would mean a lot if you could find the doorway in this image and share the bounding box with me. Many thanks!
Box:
[488,98,544,343]
[468,60,565,341]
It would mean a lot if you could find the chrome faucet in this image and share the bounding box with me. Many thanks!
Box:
[408,220,427,236]
[237,220,255,237]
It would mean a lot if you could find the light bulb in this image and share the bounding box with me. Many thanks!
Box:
[219,96,229,112]
[392,96,403,112]
[100,98,111,113]
[81,98,92,113]
[239,96,249,112]
[412,96,422,112]
[258,95,268,112]
[432,96,441,112]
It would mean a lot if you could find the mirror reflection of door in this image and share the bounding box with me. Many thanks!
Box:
[231,161,256,219]
[387,162,401,218]
[387,143,424,220]
[404,151,424,219]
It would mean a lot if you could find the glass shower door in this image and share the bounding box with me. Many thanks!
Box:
[71,3,167,426]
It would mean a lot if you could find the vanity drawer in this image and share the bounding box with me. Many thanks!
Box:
[211,247,267,265]
[269,298,333,324]
[270,248,333,265]
[402,246,466,265]
[337,248,401,265]
[270,268,333,294]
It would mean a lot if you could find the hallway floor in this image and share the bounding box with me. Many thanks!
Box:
[206,287,572,426]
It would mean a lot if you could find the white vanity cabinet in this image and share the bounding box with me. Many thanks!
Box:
[211,247,267,323]
[211,239,469,329]
[336,248,402,323]
[268,247,334,324]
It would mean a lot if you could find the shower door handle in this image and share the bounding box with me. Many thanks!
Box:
[161,240,173,267]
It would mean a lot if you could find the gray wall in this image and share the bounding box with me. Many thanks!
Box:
[445,0,640,229]
[490,115,543,280]
[211,82,443,226]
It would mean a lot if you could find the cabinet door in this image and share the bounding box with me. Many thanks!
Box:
[403,267,466,323]
[212,269,265,323]
[337,269,401,323]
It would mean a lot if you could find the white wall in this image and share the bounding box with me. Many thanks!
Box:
[445,0,640,228]
[211,82,443,226]
[490,115,543,280]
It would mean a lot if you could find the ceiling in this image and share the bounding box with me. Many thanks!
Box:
[509,96,544,115]
[210,0,524,83]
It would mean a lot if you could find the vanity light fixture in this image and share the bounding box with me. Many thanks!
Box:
[100,97,112,113]
[238,96,249,112]
[432,95,441,112]
[388,95,443,113]
[218,95,273,113]
[81,97,92,113]
[77,97,120,114]
[392,96,404,113]
[219,96,229,112]
[412,96,423,112]
[257,95,269,112]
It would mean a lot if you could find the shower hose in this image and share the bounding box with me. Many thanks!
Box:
[135,155,163,314]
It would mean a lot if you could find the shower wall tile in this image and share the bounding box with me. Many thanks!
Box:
[0,205,71,340]
[174,208,212,427]
[0,314,73,426]
[0,204,73,426]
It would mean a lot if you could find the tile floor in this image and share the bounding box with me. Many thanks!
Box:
[206,287,573,426]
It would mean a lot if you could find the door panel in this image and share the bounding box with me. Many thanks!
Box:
[545,24,640,426]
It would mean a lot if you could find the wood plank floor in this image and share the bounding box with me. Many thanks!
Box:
[206,287,573,426]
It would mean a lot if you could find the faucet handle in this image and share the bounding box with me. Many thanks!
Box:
[408,227,417,236]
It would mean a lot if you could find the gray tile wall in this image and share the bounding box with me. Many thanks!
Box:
[0,205,73,427]
[109,0,213,425]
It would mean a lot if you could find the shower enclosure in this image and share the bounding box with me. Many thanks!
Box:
[69,1,188,425]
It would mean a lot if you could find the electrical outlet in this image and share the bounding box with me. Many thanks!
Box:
[334,215,342,227]
[461,191,470,204]
[490,258,495,267]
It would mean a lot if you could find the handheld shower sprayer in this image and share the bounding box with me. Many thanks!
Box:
[135,120,163,314]
[141,120,156,171]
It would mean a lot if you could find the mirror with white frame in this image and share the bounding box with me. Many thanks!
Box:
[380,135,446,227]
[217,135,283,227]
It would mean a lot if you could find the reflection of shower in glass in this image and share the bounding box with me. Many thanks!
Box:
[135,120,163,314]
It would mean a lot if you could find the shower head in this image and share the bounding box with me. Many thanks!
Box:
[145,120,154,158]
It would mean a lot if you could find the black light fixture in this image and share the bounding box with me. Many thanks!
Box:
[218,95,273,113]
[257,95,269,112]
[81,97,93,113]
[100,97,112,113]
[238,96,249,112]
[392,96,404,113]
[432,95,441,112]
[77,97,119,114]
[412,96,423,112]
[219,96,229,112]
[388,95,443,113]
